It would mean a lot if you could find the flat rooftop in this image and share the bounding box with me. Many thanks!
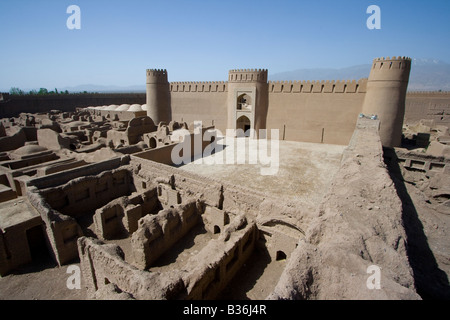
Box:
[0,197,40,230]
[179,137,346,208]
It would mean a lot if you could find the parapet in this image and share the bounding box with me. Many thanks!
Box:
[268,79,368,93]
[170,81,228,93]
[146,69,168,84]
[368,56,412,82]
[228,69,268,83]
[407,90,450,95]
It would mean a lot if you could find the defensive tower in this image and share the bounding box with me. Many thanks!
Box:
[361,56,412,147]
[146,69,171,125]
[227,69,269,137]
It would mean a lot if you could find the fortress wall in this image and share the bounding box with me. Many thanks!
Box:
[405,92,450,128]
[269,118,420,300]
[266,79,367,145]
[0,93,146,119]
[170,82,228,132]
[268,79,367,94]
[169,79,367,144]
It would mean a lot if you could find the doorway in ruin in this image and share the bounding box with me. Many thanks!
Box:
[149,137,157,149]
[26,224,49,261]
[276,250,287,261]
[236,115,251,137]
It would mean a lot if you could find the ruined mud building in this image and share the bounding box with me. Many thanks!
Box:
[1,56,450,300]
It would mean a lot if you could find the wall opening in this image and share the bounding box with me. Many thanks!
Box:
[213,225,221,234]
[237,94,252,111]
[149,137,157,149]
[236,115,251,137]
[276,250,287,261]
[26,224,49,261]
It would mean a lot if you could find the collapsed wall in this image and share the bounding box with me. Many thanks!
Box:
[78,209,260,300]
[269,118,421,299]
[75,155,308,300]
[131,200,202,269]
[93,187,162,240]
[26,156,132,265]
[77,237,184,300]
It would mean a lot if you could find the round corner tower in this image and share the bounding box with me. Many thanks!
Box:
[361,56,412,148]
[227,69,269,137]
[146,69,171,125]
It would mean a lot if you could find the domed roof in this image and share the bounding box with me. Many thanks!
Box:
[13,145,48,156]
[141,104,149,111]
[115,104,130,111]
[67,121,88,127]
[104,104,119,111]
[128,104,143,112]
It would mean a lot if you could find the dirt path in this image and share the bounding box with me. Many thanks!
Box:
[0,256,86,300]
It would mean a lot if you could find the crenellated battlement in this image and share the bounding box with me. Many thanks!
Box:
[372,56,411,69]
[228,69,268,83]
[268,79,368,93]
[146,69,168,84]
[407,90,450,95]
[229,68,268,72]
[369,57,412,82]
[168,79,369,94]
[362,56,412,147]
[374,56,412,61]
[170,81,228,93]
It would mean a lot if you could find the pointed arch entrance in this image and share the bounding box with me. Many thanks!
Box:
[236,115,251,137]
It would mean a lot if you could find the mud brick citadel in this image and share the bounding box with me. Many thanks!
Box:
[1,56,450,300]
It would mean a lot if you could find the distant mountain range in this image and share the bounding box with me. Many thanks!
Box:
[269,58,450,91]
[9,58,448,94]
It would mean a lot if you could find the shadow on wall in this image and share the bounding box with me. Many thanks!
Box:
[383,147,450,299]
[216,240,272,300]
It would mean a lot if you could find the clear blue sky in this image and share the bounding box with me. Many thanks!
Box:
[0,0,449,91]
